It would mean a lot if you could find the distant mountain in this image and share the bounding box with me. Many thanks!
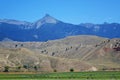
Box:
[0,14,120,41]
[33,14,58,29]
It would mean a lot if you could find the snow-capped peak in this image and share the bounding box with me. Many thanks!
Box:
[41,14,57,23]
[34,14,58,28]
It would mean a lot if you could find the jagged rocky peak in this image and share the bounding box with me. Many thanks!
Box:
[34,14,58,28]
[42,14,58,23]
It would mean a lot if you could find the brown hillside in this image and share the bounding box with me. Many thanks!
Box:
[0,47,94,72]
[0,35,120,71]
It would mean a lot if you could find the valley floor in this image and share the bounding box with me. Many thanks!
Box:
[0,71,120,80]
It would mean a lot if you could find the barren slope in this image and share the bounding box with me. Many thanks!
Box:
[0,35,120,71]
[0,47,94,72]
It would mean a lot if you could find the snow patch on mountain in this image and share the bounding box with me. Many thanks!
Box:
[0,19,30,25]
[93,26,100,32]
[34,14,58,28]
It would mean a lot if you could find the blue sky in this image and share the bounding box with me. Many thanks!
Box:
[0,0,120,24]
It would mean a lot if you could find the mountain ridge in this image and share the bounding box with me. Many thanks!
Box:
[0,14,120,41]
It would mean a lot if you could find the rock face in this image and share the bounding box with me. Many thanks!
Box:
[0,14,120,41]
[0,35,120,72]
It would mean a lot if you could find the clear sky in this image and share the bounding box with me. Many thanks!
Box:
[0,0,120,24]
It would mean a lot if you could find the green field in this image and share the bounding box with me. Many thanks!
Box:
[0,71,120,80]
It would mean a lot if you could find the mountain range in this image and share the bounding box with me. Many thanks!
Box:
[0,14,120,41]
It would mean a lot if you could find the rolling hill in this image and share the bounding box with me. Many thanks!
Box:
[0,47,95,72]
[0,35,120,72]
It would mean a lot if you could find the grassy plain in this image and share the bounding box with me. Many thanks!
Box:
[0,71,120,80]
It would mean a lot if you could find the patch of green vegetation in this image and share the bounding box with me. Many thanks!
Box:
[0,71,120,80]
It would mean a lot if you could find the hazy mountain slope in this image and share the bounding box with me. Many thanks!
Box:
[0,14,120,41]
